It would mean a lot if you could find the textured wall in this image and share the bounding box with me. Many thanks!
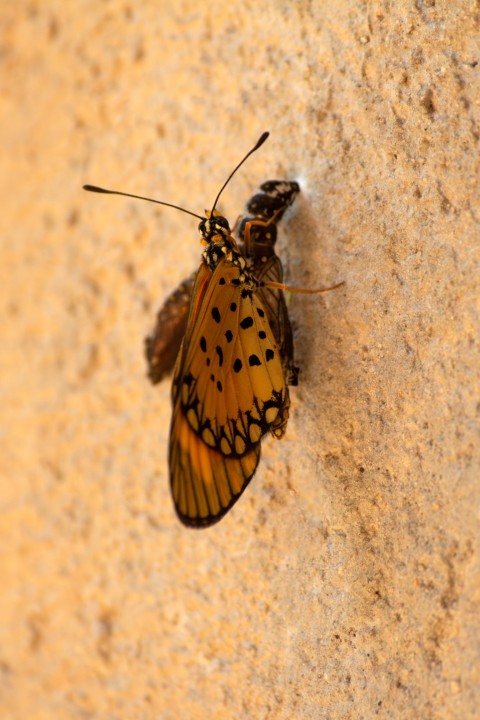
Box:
[1,1,479,718]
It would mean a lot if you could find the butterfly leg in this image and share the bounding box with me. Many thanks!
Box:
[270,387,291,439]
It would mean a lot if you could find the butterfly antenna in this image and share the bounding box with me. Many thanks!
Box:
[210,131,269,216]
[82,185,204,221]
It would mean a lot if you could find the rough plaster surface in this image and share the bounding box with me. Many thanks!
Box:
[1,2,479,718]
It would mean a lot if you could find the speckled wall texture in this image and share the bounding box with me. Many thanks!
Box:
[1,1,479,718]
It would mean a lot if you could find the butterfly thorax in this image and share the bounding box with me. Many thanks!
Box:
[199,212,255,288]
[198,211,231,244]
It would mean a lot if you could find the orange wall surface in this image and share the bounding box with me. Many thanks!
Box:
[1,2,479,718]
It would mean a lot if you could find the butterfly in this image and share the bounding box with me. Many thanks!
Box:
[84,132,343,527]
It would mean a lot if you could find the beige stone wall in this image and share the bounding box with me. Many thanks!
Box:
[1,1,479,718]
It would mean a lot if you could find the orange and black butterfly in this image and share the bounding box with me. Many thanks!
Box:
[84,133,342,527]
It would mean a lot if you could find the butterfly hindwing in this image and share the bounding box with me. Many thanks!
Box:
[169,406,261,526]
[145,273,195,384]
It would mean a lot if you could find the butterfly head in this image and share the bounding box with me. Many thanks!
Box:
[198,211,231,245]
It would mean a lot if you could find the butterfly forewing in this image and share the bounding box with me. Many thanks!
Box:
[169,257,288,526]
[175,261,286,442]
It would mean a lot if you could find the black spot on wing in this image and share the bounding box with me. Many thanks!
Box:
[240,316,254,330]
[249,354,261,367]
[225,329,233,343]
[212,307,221,323]
[216,345,224,367]
[233,358,242,373]
[266,349,275,361]
[200,336,207,352]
